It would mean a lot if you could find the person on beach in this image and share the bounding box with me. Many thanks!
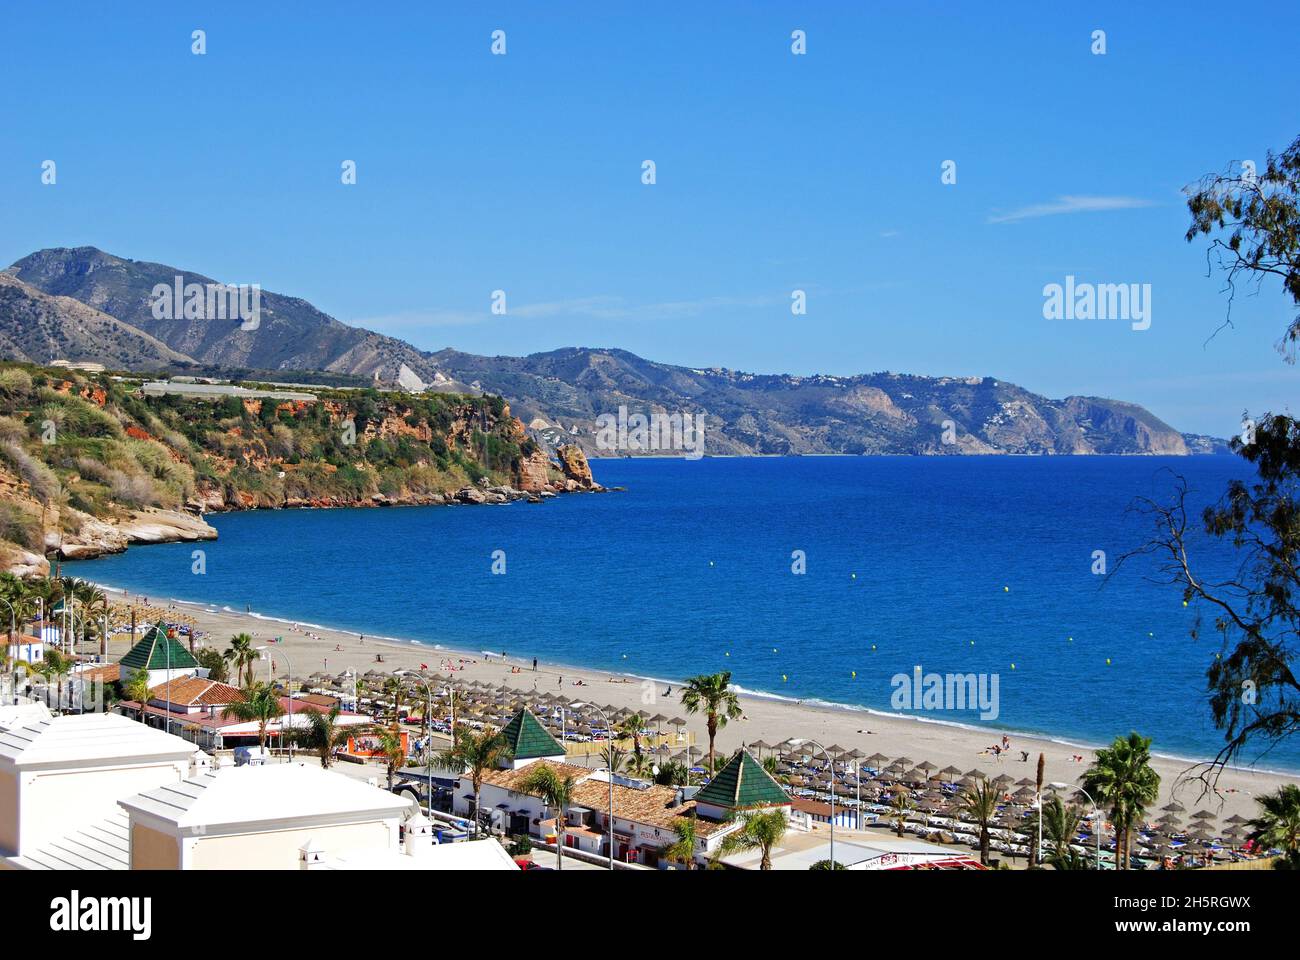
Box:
[533,657,537,671]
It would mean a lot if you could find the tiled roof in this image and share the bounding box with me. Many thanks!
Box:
[78,664,120,684]
[2,634,43,647]
[693,749,790,810]
[497,708,565,759]
[148,677,245,707]
[478,760,592,792]
[476,762,727,837]
[569,777,729,837]
[119,625,199,671]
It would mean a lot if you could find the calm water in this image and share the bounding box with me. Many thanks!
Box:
[67,455,1297,771]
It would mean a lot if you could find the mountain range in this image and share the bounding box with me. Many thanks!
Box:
[2,246,1227,456]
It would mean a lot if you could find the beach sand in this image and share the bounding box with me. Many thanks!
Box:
[100,587,1295,825]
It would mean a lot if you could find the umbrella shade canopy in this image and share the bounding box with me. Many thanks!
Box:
[1162,801,1186,812]
[939,766,963,778]
[1190,810,1217,821]
[867,752,891,764]
[917,760,938,772]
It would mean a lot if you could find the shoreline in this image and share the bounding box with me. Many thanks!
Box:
[86,580,1299,823]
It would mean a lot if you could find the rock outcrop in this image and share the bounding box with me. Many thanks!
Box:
[557,445,598,489]
[52,507,217,561]
[514,448,552,493]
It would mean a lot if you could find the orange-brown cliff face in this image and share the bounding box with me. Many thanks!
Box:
[557,444,599,490]
[514,448,553,493]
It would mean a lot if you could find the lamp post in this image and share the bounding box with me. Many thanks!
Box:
[796,738,835,867]
[1,597,18,705]
[572,700,615,870]
[442,684,458,746]
[1052,781,1102,870]
[1035,783,1043,866]
[403,671,435,813]
[258,645,293,760]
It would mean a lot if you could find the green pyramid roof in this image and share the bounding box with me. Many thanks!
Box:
[119,624,199,672]
[497,708,565,760]
[694,748,789,810]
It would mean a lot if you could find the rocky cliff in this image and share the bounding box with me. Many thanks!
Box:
[0,362,603,575]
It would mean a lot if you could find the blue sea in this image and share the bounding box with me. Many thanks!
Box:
[66,455,1299,772]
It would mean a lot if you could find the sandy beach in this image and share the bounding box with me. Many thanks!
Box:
[97,585,1296,826]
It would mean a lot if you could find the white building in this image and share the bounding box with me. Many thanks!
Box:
[3,633,44,665]
[118,763,415,870]
[0,712,203,870]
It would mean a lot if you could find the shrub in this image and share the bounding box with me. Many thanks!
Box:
[0,442,59,504]
[0,502,43,551]
[0,368,33,398]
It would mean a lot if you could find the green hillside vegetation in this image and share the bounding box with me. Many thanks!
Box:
[0,361,541,558]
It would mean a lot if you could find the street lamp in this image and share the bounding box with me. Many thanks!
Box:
[401,671,435,813]
[794,739,835,867]
[0,597,18,706]
[1051,781,1102,870]
[571,700,615,870]
[441,684,458,746]
[257,645,293,760]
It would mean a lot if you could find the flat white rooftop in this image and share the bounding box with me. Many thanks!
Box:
[0,712,199,768]
[119,762,411,830]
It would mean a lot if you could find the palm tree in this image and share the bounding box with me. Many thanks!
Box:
[518,763,577,870]
[616,713,646,768]
[438,725,512,837]
[297,705,350,768]
[888,788,913,838]
[221,682,284,753]
[718,807,789,870]
[33,649,71,710]
[958,777,1000,865]
[1038,795,1086,869]
[224,633,257,688]
[625,749,655,779]
[374,725,406,790]
[123,669,152,722]
[654,759,689,786]
[1249,783,1300,868]
[1082,732,1160,870]
[680,671,742,776]
[382,676,407,725]
[599,742,627,774]
[664,815,700,869]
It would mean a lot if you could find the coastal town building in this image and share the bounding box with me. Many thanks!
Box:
[3,633,44,665]
[453,712,791,868]
[0,712,202,870]
[119,625,201,688]
[119,677,371,750]
[717,832,986,870]
[118,762,514,870]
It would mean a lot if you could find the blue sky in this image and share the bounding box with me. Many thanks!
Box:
[2,2,1297,436]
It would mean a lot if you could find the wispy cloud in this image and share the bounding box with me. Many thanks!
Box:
[987,195,1156,224]
[357,293,784,331]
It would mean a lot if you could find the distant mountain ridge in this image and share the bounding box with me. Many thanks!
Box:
[3,246,1228,456]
